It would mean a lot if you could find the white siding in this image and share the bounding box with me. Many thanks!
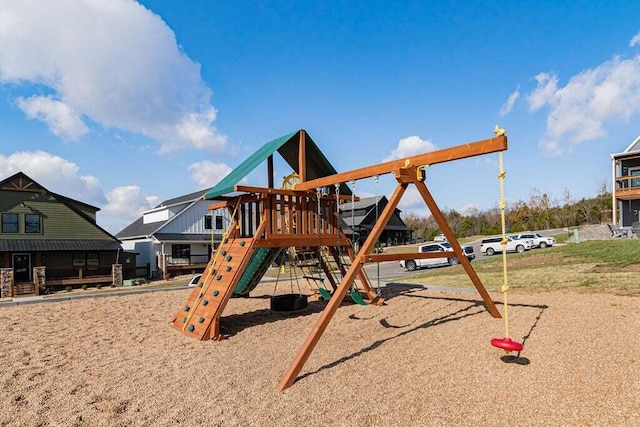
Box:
[143,204,185,224]
[162,201,231,234]
[624,135,640,153]
[122,239,157,269]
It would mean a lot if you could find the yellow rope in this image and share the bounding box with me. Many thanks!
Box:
[498,150,510,339]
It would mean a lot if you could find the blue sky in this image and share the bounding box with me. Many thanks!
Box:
[1,1,640,233]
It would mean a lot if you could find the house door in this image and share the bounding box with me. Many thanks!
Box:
[13,254,31,282]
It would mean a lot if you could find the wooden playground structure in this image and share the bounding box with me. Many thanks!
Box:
[171,129,508,390]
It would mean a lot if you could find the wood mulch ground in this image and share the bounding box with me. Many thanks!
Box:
[0,282,638,426]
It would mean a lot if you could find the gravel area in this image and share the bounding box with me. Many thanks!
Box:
[0,283,638,426]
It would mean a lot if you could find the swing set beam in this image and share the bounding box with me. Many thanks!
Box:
[295,135,507,190]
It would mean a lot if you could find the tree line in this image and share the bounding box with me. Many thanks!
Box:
[403,186,612,240]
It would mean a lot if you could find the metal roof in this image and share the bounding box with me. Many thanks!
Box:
[115,217,160,239]
[154,189,207,208]
[204,130,352,200]
[0,239,122,252]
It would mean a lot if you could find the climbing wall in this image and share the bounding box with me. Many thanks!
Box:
[171,235,257,340]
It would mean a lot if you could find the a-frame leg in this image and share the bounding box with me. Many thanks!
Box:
[277,184,408,391]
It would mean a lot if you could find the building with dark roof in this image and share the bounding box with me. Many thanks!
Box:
[339,196,412,247]
[0,172,123,297]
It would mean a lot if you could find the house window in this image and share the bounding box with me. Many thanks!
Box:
[204,215,213,230]
[25,214,41,233]
[172,244,190,259]
[86,252,100,267]
[630,167,640,187]
[215,215,223,230]
[72,252,100,267]
[1,213,18,233]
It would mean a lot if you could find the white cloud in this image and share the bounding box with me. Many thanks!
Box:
[0,151,105,205]
[17,95,88,140]
[384,136,436,161]
[526,55,640,154]
[188,161,233,188]
[499,87,520,116]
[102,186,157,219]
[527,72,559,112]
[0,0,226,153]
[630,32,640,48]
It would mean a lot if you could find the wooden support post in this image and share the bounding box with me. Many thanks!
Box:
[268,155,274,189]
[299,130,306,182]
[411,177,501,318]
[278,183,407,391]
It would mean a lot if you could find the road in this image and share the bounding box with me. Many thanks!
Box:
[362,260,409,283]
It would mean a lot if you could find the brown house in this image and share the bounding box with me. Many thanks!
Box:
[0,172,123,297]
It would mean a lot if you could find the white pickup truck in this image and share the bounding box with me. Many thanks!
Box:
[400,242,475,271]
[513,233,556,248]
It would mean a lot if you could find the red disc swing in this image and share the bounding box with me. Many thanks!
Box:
[490,128,523,355]
[491,337,523,352]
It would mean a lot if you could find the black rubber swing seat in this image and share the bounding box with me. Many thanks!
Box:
[270,294,309,312]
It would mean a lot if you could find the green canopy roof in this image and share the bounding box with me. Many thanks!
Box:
[204,130,351,199]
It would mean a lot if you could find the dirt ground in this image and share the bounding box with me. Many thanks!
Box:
[0,282,638,426]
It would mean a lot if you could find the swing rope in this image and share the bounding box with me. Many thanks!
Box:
[498,151,510,339]
[492,126,523,353]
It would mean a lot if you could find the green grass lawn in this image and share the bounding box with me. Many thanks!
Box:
[397,239,640,295]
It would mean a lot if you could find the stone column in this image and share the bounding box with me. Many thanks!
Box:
[33,266,46,296]
[1,268,14,298]
[112,264,123,287]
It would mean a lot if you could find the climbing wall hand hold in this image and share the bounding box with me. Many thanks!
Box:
[213,290,220,296]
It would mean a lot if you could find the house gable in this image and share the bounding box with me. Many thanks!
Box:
[0,172,118,243]
[623,135,640,153]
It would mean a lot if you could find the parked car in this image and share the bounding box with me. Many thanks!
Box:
[410,236,426,244]
[509,235,535,250]
[400,242,475,271]
[480,236,526,256]
[187,273,202,288]
[433,234,447,242]
[513,233,556,248]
